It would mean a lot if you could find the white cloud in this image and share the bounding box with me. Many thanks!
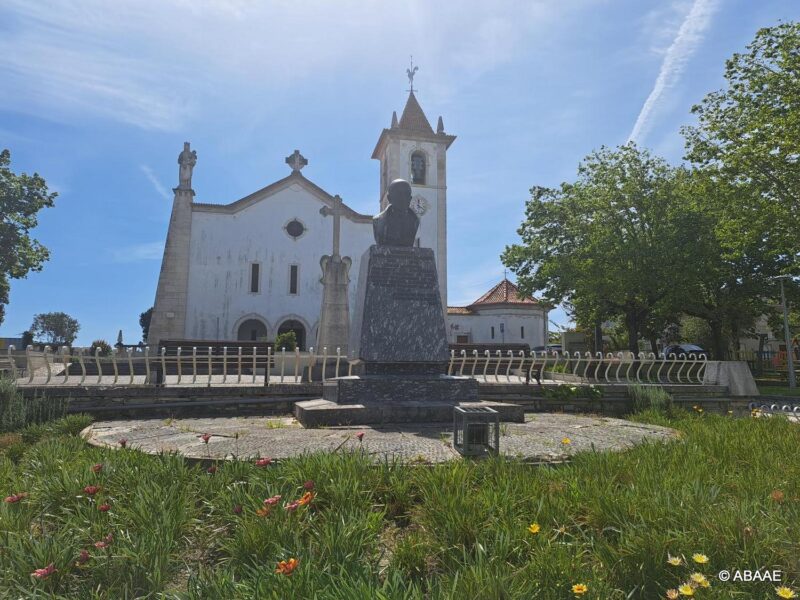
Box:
[111,241,164,263]
[628,0,722,143]
[140,165,171,200]
[0,0,596,131]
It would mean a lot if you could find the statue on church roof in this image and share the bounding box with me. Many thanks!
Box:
[373,179,419,247]
[177,142,197,190]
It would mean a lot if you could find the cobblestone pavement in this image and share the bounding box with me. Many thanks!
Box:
[83,414,677,464]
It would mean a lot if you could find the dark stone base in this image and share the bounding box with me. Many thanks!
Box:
[322,375,479,405]
[352,361,448,376]
[295,398,524,427]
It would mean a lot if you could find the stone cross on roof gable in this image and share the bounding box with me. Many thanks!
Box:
[285,149,308,172]
[320,194,345,257]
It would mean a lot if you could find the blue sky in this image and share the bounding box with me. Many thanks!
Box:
[0,0,796,345]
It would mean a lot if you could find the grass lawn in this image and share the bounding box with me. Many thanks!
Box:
[1,411,799,599]
[759,385,800,397]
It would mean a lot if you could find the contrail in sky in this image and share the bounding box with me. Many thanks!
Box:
[628,0,722,143]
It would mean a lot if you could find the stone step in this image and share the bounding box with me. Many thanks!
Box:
[294,399,524,427]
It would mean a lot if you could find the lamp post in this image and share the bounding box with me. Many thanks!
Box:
[776,276,796,389]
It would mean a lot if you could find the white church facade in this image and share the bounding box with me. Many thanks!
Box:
[147,89,549,351]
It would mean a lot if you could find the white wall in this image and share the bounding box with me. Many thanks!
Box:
[185,182,373,343]
[447,307,548,348]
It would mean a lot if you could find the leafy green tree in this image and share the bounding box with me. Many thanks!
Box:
[0,149,57,325]
[503,144,700,354]
[30,312,80,346]
[275,331,297,351]
[139,307,153,343]
[676,173,776,357]
[683,21,800,266]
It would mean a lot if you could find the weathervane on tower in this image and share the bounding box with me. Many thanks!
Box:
[406,56,419,93]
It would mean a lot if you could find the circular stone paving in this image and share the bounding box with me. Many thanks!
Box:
[83,414,677,464]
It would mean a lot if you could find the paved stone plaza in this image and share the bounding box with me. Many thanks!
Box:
[83,413,677,463]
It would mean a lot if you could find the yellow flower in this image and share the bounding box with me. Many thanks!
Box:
[562,437,572,445]
[776,587,798,599]
[666,554,682,566]
[691,553,709,564]
[678,583,695,596]
[666,590,679,600]
[528,522,541,535]
[571,583,588,595]
[690,572,710,588]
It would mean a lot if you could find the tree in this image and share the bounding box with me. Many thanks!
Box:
[502,144,701,354]
[683,21,800,267]
[139,307,153,343]
[675,172,776,358]
[30,312,80,346]
[0,149,57,325]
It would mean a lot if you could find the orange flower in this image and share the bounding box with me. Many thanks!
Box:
[770,489,785,503]
[255,506,271,518]
[297,491,314,507]
[275,557,299,576]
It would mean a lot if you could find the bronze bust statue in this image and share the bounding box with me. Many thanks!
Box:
[373,179,419,246]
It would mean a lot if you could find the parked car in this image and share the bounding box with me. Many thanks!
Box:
[531,344,562,354]
[662,344,709,359]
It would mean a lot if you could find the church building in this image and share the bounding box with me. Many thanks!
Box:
[147,85,549,352]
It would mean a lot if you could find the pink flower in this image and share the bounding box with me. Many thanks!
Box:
[284,501,299,512]
[91,463,103,473]
[232,505,242,515]
[264,495,282,506]
[104,532,113,544]
[255,457,272,467]
[207,465,217,474]
[31,563,56,579]
[76,549,90,565]
[118,438,128,448]
[303,480,315,491]
[356,431,365,441]
[4,492,28,503]
[98,503,111,512]
[94,540,108,549]
[83,485,101,496]
[200,433,211,444]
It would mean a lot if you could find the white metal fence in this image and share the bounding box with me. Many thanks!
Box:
[3,346,710,387]
[446,350,708,385]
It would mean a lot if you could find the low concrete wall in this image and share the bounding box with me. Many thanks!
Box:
[703,361,759,396]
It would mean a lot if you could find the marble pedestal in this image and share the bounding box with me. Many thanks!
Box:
[296,245,522,426]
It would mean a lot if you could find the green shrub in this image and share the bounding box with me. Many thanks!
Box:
[0,377,68,433]
[628,384,673,416]
[89,339,113,356]
[544,384,578,401]
[275,331,297,351]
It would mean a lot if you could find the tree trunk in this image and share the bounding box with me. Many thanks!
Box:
[710,320,725,360]
[594,319,603,355]
[625,311,639,355]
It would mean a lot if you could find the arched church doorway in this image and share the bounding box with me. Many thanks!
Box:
[237,319,268,341]
[277,319,306,350]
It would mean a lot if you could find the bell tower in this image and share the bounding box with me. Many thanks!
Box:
[371,68,456,306]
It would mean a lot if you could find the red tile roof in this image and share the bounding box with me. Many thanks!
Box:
[446,279,540,314]
[397,92,434,134]
[470,278,539,307]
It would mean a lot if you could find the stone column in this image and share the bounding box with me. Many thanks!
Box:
[148,186,194,347]
[316,254,351,354]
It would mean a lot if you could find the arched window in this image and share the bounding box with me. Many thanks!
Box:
[237,319,268,341]
[411,151,426,185]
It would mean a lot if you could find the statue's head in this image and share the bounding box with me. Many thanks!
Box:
[387,179,412,210]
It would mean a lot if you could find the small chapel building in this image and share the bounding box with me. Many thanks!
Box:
[147,87,549,351]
